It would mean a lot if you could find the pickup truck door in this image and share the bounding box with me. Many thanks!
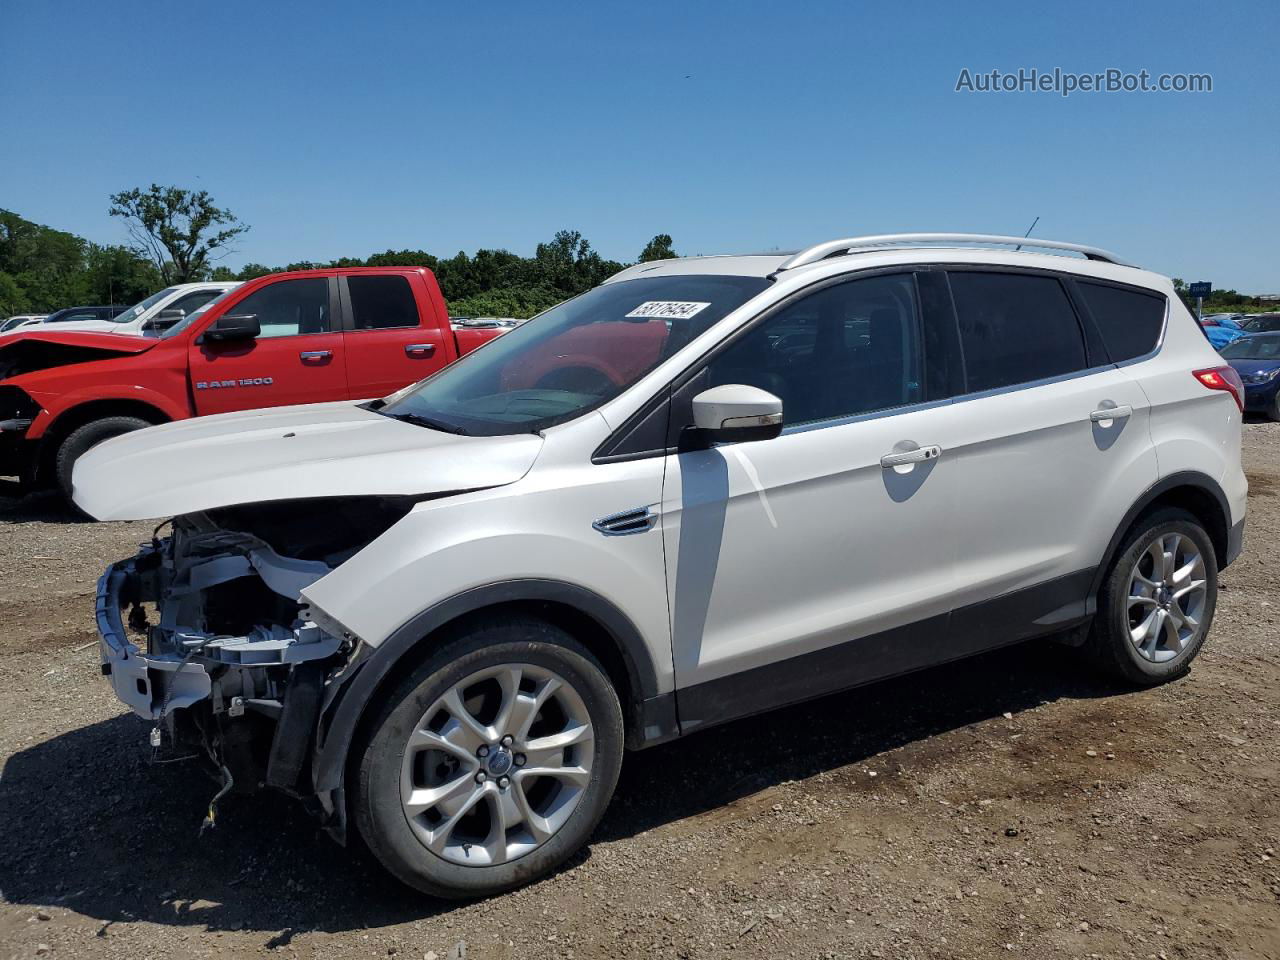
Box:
[338,274,455,399]
[188,276,348,416]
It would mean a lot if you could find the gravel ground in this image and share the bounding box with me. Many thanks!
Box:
[1,424,1278,960]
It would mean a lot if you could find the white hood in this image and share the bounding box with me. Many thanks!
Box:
[72,401,544,521]
[26,319,133,335]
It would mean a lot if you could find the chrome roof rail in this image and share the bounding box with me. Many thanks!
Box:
[777,233,1132,271]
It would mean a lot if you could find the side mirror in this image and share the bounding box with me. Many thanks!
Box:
[689,384,783,446]
[203,313,260,342]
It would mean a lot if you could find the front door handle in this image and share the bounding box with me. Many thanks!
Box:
[1089,403,1133,423]
[300,350,332,362]
[880,444,942,468]
[405,343,437,358]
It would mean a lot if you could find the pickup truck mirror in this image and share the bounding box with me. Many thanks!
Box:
[204,313,260,342]
[688,384,783,446]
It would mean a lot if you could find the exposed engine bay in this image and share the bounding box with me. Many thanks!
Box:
[95,497,416,808]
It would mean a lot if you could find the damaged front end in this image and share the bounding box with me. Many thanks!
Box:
[96,499,414,823]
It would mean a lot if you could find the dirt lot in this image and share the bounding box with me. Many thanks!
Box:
[1,426,1278,960]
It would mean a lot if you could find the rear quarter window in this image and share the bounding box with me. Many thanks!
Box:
[1077,281,1167,362]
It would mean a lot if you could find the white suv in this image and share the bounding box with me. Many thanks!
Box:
[75,234,1247,898]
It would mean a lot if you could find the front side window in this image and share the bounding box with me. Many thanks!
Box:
[949,271,1087,393]
[223,278,330,339]
[348,275,419,330]
[703,273,923,426]
[1077,281,1166,362]
[380,275,771,436]
[165,289,224,318]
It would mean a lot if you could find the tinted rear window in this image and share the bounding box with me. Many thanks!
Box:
[1078,281,1166,362]
[949,272,1087,393]
[348,275,419,330]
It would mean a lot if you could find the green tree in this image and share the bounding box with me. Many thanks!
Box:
[109,184,248,284]
[80,244,161,305]
[638,233,677,262]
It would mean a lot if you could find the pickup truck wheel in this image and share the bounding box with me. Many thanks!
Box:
[54,416,152,501]
[355,616,624,899]
[1085,508,1218,686]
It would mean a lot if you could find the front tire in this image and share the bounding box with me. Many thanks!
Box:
[1086,508,1218,685]
[354,616,624,899]
[54,416,151,500]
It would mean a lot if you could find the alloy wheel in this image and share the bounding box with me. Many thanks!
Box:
[1126,532,1208,663]
[399,663,594,867]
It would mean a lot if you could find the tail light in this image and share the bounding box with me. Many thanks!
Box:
[1193,366,1245,412]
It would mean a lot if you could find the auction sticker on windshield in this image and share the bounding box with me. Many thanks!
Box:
[625,301,711,320]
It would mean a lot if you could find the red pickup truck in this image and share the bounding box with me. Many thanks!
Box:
[0,267,505,498]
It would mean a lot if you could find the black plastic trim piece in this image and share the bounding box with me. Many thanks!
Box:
[310,579,664,794]
[1227,516,1246,567]
[267,661,326,792]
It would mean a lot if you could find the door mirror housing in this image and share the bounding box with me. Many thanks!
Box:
[203,313,260,342]
[689,384,783,446]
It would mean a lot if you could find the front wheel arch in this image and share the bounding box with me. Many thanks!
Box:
[312,581,669,806]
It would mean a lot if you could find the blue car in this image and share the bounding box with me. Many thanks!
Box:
[1221,333,1280,419]
[1200,314,1247,349]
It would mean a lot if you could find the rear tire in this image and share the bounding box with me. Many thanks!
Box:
[54,416,151,501]
[1085,508,1218,685]
[354,615,624,899]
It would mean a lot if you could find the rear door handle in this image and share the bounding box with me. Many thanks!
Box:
[1089,404,1132,422]
[405,343,437,357]
[300,350,332,361]
[880,444,942,468]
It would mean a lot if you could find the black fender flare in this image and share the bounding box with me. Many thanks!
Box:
[310,579,671,797]
[1087,469,1235,608]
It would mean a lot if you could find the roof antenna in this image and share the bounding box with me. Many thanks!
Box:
[1014,216,1040,251]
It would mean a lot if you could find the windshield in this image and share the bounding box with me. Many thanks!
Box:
[1221,335,1280,360]
[1241,315,1280,333]
[380,274,772,436]
[157,289,237,339]
[108,287,178,324]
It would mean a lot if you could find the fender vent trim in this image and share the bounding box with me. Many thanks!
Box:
[592,506,657,536]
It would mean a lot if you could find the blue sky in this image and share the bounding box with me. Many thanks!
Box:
[2,0,1277,291]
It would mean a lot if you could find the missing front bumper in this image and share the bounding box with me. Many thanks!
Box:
[96,536,344,722]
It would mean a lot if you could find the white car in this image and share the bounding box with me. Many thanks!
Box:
[75,233,1246,898]
[31,282,240,336]
[0,314,47,333]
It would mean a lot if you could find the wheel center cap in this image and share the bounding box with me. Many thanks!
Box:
[1157,585,1172,608]
[487,747,513,776]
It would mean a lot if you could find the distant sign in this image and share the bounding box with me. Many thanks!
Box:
[1188,281,1212,298]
